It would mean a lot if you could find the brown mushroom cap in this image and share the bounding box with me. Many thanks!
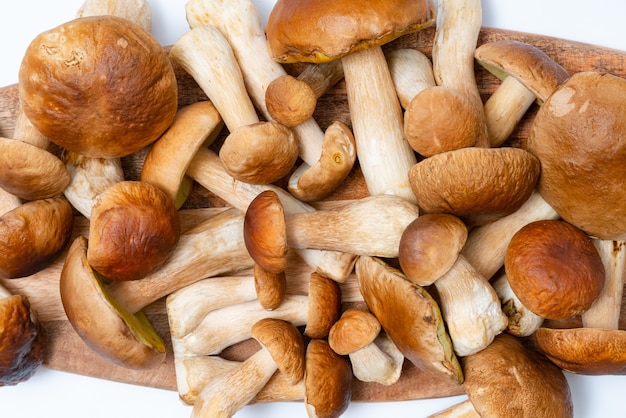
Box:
[265,75,317,127]
[527,71,626,240]
[253,263,287,311]
[304,272,342,339]
[0,290,46,386]
[87,181,181,281]
[0,197,74,279]
[251,318,305,385]
[328,308,381,355]
[0,138,70,201]
[18,15,178,158]
[533,327,626,375]
[398,213,468,286]
[266,0,436,64]
[505,219,605,319]
[408,147,541,226]
[474,39,569,104]
[243,190,288,274]
[463,333,573,418]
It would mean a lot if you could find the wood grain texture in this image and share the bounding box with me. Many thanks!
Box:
[0,26,625,401]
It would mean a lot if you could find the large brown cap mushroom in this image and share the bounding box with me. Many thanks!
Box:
[0,284,46,386]
[87,181,181,281]
[505,219,605,319]
[0,197,74,279]
[533,327,626,375]
[408,147,540,226]
[18,15,178,158]
[462,333,573,418]
[266,0,436,64]
[527,71,626,240]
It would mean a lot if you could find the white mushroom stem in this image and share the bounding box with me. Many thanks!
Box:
[434,255,508,357]
[341,45,417,202]
[492,273,544,337]
[432,0,489,148]
[295,60,344,100]
[428,399,479,418]
[285,194,419,258]
[386,48,436,109]
[77,0,152,32]
[349,333,403,385]
[186,148,357,282]
[106,208,254,313]
[582,240,625,330]
[179,295,309,356]
[461,190,559,281]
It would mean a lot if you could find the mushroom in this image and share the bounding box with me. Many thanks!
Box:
[386,48,436,109]
[191,318,305,418]
[431,0,489,148]
[303,272,342,340]
[0,283,46,386]
[265,0,437,202]
[505,219,605,320]
[491,273,544,337]
[474,39,569,146]
[408,146,541,226]
[76,0,152,32]
[86,180,181,281]
[18,15,177,159]
[398,214,508,356]
[185,0,355,200]
[430,333,573,418]
[355,255,464,385]
[328,308,403,385]
[265,60,344,128]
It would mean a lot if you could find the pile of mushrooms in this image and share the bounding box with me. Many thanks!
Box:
[2,0,626,416]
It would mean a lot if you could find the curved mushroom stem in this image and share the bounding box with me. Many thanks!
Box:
[386,48,436,109]
[583,239,625,329]
[492,273,544,337]
[432,0,489,148]
[349,333,403,385]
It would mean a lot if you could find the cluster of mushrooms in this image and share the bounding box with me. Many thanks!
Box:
[0,0,625,417]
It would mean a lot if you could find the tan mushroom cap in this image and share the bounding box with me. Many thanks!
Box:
[87,181,181,281]
[0,288,46,386]
[505,220,605,319]
[266,0,436,64]
[533,327,626,375]
[463,333,573,418]
[398,213,467,286]
[254,263,287,311]
[404,86,482,157]
[304,272,342,339]
[265,75,317,127]
[60,236,166,369]
[251,318,305,385]
[0,197,74,279]
[243,190,288,275]
[18,15,178,158]
[527,71,626,240]
[0,138,70,201]
[304,339,352,418]
[328,308,381,355]
[408,147,540,226]
[475,39,569,104]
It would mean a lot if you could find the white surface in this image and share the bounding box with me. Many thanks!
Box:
[1,1,625,417]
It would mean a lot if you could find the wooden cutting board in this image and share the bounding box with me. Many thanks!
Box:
[0,26,625,402]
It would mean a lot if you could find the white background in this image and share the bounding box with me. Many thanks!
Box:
[1,1,626,417]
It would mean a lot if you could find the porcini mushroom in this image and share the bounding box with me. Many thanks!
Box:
[266,0,437,202]
[191,318,305,418]
[0,283,46,386]
[77,0,152,32]
[386,48,436,109]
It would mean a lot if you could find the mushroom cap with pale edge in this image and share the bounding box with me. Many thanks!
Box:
[304,272,342,339]
[474,39,569,103]
[60,236,166,369]
[408,147,540,226]
[463,333,573,418]
[533,327,626,375]
[304,339,352,418]
[87,181,181,282]
[0,197,74,279]
[328,308,381,355]
[18,15,178,158]
[265,0,436,64]
[251,318,305,385]
[527,71,626,240]
[356,256,463,385]
[0,290,45,386]
[398,213,467,286]
[505,220,605,319]
[243,190,288,274]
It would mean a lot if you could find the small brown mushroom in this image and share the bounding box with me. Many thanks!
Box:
[303,272,342,340]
